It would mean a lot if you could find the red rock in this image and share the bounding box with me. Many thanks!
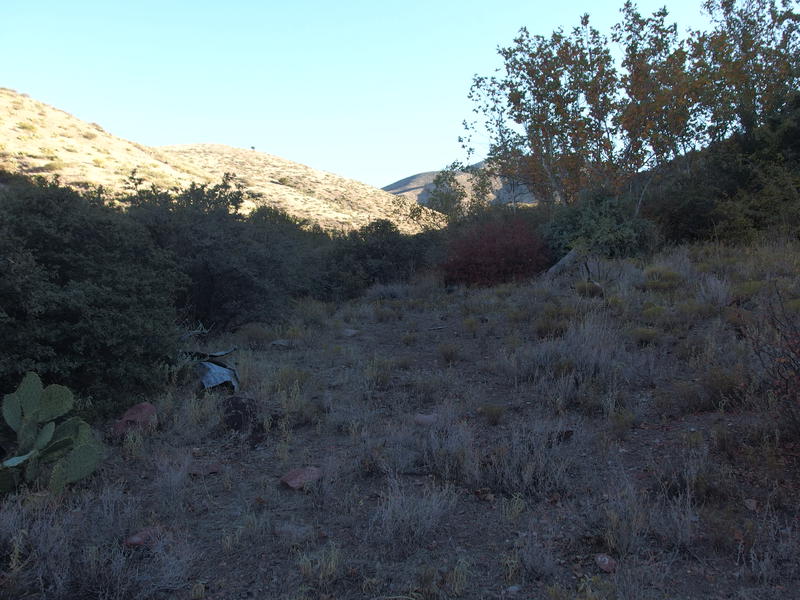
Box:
[413,413,438,426]
[280,467,322,490]
[595,553,617,573]
[123,526,162,548]
[112,402,157,437]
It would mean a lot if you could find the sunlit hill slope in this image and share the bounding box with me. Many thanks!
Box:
[0,87,438,233]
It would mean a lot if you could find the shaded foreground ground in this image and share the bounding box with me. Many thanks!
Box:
[2,240,799,599]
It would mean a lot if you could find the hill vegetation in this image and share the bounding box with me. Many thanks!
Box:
[0,87,436,233]
[0,0,799,598]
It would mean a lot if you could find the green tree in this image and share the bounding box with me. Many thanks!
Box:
[466,0,800,211]
[691,0,800,140]
[614,2,706,170]
[426,163,468,223]
[467,14,620,204]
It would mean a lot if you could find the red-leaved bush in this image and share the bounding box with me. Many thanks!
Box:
[441,217,552,286]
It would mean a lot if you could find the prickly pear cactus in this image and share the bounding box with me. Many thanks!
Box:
[49,439,104,493]
[1,373,103,495]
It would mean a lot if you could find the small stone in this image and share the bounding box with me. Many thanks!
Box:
[270,339,293,348]
[744,498,758,511]
[124,526,162,548]
[342,328,360,337]
[414,413,438,426]
[506,585,522,594]
[112,402,157,437]
[595,553,617,573]
[280,467,322,490]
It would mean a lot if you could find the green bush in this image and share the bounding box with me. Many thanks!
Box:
[644,95,800,243]
[321,219,429,300]
[542,193,656,259]
[0,175,182,416]
[125,174,328,328]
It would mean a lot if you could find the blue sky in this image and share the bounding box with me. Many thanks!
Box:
[3,1,709,187]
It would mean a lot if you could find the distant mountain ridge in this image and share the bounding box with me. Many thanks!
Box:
[0,87,438,233]
[383,162,537,207]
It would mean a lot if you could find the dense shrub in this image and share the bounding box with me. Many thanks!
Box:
[0,175,182,413]
[441,215,551,286]
[644,96,800,243]
[124,174,328,328]
[321,219,430,300]
[542,193,657,259]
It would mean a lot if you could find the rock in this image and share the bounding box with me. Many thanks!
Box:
[595,553,617,573]
[505,585,522,595]
[272,521,314,546]
[744,498,758,511]
[270,339,294,348]
[112,402,157,437]
[280,467,322,490]
[342,328,360,337]
[414,413,438,426]
[124,526,162,547]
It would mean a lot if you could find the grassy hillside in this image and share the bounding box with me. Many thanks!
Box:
[158,143,438,232]
[0,87,438,233]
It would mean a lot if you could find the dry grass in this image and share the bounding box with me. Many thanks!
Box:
[0,483,197,599]
[0,87,440,233]
[369,477,456,555]
[2,236,800,598]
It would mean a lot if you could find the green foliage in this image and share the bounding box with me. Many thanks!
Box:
[629,326,660,346]
[467,0,799,206]
[0,170,430,411]
[542,194,656,259]
[0,174,183,413]
[424,162,492,224]
[47,436,104,494]
[124,173,331,328]
[322,220,430,300]
[642,94,800,242]
[643,267,683,292]
[427,164,467,223]
[1,373,103,494]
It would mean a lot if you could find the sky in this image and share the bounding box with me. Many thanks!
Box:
[2,0,711,188]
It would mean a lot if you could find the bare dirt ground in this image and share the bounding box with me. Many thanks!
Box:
[3,240,799,600]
